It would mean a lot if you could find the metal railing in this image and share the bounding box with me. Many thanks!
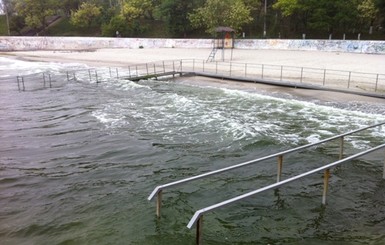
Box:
[187,142,385,244]
[148,122,385,244]
[12,59,385,96]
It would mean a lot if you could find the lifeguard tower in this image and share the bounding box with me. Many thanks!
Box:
[207,26,235,62]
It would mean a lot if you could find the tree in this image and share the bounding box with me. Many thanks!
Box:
[358,0,379,33]
[158,0,202,37]
[376,0,385,31]
[14,0,57,33]
[121,0,155,20]
[70,2,102,28]
[189,0,253,34]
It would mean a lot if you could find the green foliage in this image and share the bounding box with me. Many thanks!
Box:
[101,14,143,37]
[7,0,385,38]
[70,2,102,28]
[0,15,8,35]
[273,0,302,17]
[358,0,379,24]
[45,17,100,36]
[158,0,200,37]
[122,0,155,20]
[14,0,57,31]
[189,0,253,34]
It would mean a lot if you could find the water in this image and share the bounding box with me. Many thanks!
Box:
[1,57,385,245]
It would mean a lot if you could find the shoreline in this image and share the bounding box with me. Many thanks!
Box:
[2,48,385,104]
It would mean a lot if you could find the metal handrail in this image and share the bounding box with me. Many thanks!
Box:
[187,142,385,244]
[148,122,385,216]
[15,59,385,94]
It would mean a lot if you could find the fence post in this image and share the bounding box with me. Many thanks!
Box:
[43,73,46,87]
[16,76,20,91]
[323,69,326,86]
[88,69,92,81]
[116,68,119,79]
[229,62,232,77]
[49,74,52,88]
[22,76,25,91]
[375,74,379,92]
[339,136,344,160]
[203,60,205,72]
[277,155,283,182]
[300,67,304,83]
[156,190,162,218]
[196,216,203,245]
[261,64,264,79]
[215,61,218,74]
[383,148,385,179]
[280,66,283,81]
[173,61,175,78]
[347,72,351,89]
[245,63,247,77]
[322,168,330,205]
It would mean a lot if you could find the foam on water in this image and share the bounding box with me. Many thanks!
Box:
[2,58,385,245]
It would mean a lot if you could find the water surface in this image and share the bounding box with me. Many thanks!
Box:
[1,57,384,244]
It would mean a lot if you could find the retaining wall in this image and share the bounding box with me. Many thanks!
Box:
[0,36,384,54]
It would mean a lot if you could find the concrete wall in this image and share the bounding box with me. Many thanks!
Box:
[0,36,384,54]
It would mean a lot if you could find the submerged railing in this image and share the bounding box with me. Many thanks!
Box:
[148,122,385,244]
[12,59,385,95]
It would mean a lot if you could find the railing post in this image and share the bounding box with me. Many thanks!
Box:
[43,73,46,87]
[156,190,162,218]
[17,76,21,91]
[163,61,166,73]
[196,215,203,245]
[128,66,131,78]
[180,60,183,76]
[229,62,232,77]
[203,60,205,72]
[323,69,326,86]
[215,61,218,74]
[193,59,195,72]
[261,64,264,79]
[300,67,303,83]
[146,63,149,76]
[277,155,283,182]
[375,74,379,92]
[153,64,156,76]
[116,68,119,79]
[95,71,99,83]
[172,61,175,78]
[383,149,385,179]
[49,73,52,88]
[280,66,283,81]
[88,69,92,81]
[339,136,344,160]
[347,72,351,88]
[322,168,330,205]
[245,63,247,77]
[109,67,112,77]
[22,76,25,91]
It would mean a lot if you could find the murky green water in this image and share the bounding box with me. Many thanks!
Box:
[1,58,384,244]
